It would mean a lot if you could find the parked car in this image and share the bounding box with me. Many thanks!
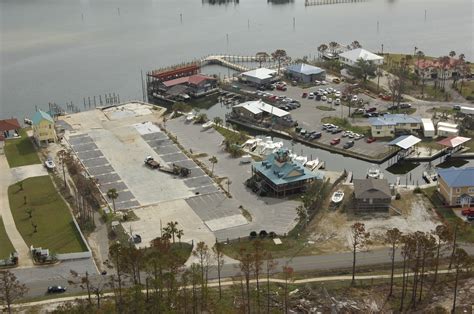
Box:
[331,128,342,134]
[453,105,461,110]
[342,131,350,137]
[322,123,334,130]
[320,80,328,85]
[315,94,322,101]
[48,286,67,293]
[354,133,364,140]
[321,95,327,101]
[302,92,308,98]
[335,91,341,98]
[310,132,322,139]
[400,103,412,109]
[388,105,399,110]
[330,138,341,145]
[352,95,358,102]
[366,107,377,113]
[363,112,375,118]
[335,98,341,105]
[314,80,321,85]
[327,98,333,104]
[461,208,474,216]
[343,140,355,149]
[332,78,341,84]
[308,93,315,99]
[366,137,376,143]
[276,85,287,91]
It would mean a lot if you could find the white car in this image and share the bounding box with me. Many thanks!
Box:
[308,93,315,99]
[323,91,328,96]
[321,95,327,101]
[335,98,341,105]
[314,80,321,85]
[44,158,56,170]
[335,91,341,98]
[321,80,328,85]
[327,98,333,103]
[352,95,358,102]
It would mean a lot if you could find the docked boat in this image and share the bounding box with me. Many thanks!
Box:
[202,121,214,130]
[331,191,344,204]
[185,114,195,122]
[291,154,308,165]
[305,158,320,171]
[254,137,284,157]
[367,165,381,179]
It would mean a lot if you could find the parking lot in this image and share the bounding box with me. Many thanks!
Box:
[234,82,392,158]
[166,118,300,239]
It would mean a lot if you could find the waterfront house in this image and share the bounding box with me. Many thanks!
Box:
[161,74,218,98]
[414,58,462,80]
[338,48,384,67]
[369,114,422,138]
[252,148,321,197]
[0,118,21,140]
[231,100,294,127]
[240,68,277,86]
[353,178,391,212]
[437,121,459,137]
[32,110,56,145]
[437,167,474,207]
[285,63,326,83]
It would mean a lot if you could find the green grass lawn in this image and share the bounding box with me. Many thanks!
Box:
[0,217,15,259]
[321,117,370,135]
[316,106,336,111]
[214,125,250,145]
[423,187,474,243]
[387,108,417,115]
[8,176,87,253]
[4,128,41,168]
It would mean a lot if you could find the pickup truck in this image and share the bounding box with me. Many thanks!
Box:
[144,156,160,169]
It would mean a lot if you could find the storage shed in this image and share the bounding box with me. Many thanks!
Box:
[421,118,435,138]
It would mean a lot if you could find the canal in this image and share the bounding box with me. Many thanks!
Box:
[203,100,474,185]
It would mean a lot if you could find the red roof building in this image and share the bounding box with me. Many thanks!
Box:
[0,118,21,132]
[414,58,463,79]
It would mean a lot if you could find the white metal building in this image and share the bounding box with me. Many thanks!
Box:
[338,48,384,67]
[437,121,459,137]
[240,68,277,86]
[421,118,435,137]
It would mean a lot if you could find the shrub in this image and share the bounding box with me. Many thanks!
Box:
[249,231,257,239]
[413,187,422,194]
[259,230,268,238]
[395,193,401,200]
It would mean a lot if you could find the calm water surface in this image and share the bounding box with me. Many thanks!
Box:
[1,0,472,118]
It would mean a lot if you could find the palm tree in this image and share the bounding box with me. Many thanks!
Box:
[255,52,269,68]
[209,156,218,176]
[328,41,338,53]
[213,117,223,127]
[317,44,328,58]
[351,40,362,49]
[449,50,456,58]
[164,221,179,244]
[107,188,119,212]
[176,229,184,246]
[271,49,287,75]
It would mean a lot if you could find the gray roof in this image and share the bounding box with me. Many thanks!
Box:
[286,63,325,75]
[353,178,391,199]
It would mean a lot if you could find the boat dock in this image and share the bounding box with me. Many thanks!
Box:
[305,0,367,6]
[344,171,353,184]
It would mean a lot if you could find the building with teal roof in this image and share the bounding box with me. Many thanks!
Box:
[251,148,322,197]
[32,110,56,145]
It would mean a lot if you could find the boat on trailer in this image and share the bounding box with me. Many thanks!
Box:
[331,191,344,204]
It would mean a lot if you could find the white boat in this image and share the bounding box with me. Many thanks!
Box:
[305,158,320,171]
[254,137,284,156]
[367,165,381,179]
[292,155,308,165]
[44,158,56,170]
[185,114,195,122]
[202,121,214,130]
[331,191,344,203]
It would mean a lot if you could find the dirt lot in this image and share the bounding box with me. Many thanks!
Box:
[306,188,441,252]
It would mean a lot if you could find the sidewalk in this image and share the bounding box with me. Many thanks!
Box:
[0,155,34,267]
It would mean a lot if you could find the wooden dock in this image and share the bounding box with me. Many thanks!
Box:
[305,0,366,6]
[344,171,353,184]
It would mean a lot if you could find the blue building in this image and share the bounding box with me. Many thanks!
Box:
[286,63,326,83]
[252,149,322,197]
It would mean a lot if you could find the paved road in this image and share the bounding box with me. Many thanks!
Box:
[18,243,474,299]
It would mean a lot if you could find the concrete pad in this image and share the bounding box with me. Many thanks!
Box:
[77,150,103,160]
[88,165,115,176]
[184,176,214,188]
[154,145,180,155]
[82,157,109,168]
[122,199,215,251]
[72,142,99,152]
[161,152,188,163]
[205,214,248,231]
[111,190,135,203]
[143,132,168,141]
[95,173,121,184]
[115,200,140,210]
[149,139,173,148]
[103,103,154,120]
[133,122,161,135]
[191,185,219,195]
[100,181,128,193]
[10,164,48,183]
[185,168,205,179]
[69,137,94,146]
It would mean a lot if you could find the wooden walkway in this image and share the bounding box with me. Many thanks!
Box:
[305,0,366,6]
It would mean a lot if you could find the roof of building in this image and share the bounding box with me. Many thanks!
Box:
[338,48,384,63]
[437,126,459,134]
[162,74,215,88]
[421,118,435,131]
[388,135,421,150]
[241,68,277,80]
[166,84,189,96]
[437,121,458,129]
[234,100,290,118]
[286,63,325,75]
[253,149,321,185]
[415,58,462,70]
[369,114,422,126]
[32,110,54,125]
[353,178,391,199]
[438,167,474,188]
[437,136,471,148]
[0,118,21,132]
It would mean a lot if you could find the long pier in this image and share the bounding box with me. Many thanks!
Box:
[201,55,259,72]
[305,0,366,6]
